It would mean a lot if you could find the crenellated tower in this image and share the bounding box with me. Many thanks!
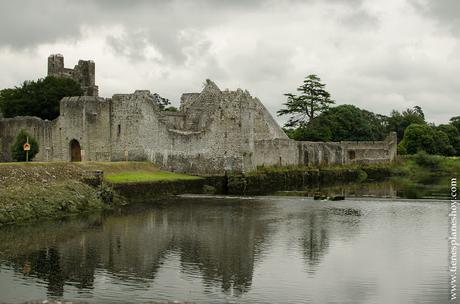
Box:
[47,54,99,96]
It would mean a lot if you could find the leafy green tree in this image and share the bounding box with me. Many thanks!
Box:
[398,123,454,155]
[0,76,83,120]
[277,74,334,127]
[398,124,435,154]
[152,93,172,110]
[450,116,460,132]
[434,130,456,156]
[285,104,387,142]
[437,124,460,155]
[386,106,426,142]
[10,130,39,161]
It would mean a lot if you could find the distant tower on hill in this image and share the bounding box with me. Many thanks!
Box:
[47,54,99,97]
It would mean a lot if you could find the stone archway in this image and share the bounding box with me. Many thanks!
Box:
[70,139,82,162]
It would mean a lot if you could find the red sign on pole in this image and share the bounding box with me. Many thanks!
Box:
[23,143,31,151]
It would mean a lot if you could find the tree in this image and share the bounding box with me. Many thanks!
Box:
[386,106,426,142]
[437,124,460,155]
[10,130,39,161]
[277,74,334,127]
[450,116,460,132]
[398,123,454,155]
[0,76,83,120]
[285,104,387,142]
[152,93,172,110]
[434,129,456,156]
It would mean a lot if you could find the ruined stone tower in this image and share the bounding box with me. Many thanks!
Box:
[47,54,98,96]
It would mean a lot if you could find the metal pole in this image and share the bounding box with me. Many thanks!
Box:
[26,136,29,162]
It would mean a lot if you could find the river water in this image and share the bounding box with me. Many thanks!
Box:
[0,193,451,304]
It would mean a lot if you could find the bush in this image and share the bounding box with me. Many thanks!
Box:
[10,130,39,161]
[413,151,441,170]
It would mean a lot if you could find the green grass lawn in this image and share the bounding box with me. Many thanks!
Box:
[0,161,203,184]
[105,170,202,183]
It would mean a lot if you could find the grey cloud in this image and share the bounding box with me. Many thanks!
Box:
[340,9,379,29]
[410,0,460,34]
[227,41,296,83]
[0,0,89,49]
[0,0,370,50]
[0,0,458,125]
[106,27,215,65]
[0,0,246,64]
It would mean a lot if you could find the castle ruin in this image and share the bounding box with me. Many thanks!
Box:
[48,54,98,96]
[0,55,397,174]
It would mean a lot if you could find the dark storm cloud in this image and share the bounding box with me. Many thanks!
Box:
[0,0,369,51]
[0,0,88,49]
[0,0,269,63]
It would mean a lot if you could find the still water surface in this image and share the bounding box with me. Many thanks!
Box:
[0,196,450,304]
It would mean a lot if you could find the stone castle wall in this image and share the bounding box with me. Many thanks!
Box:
[48,54,99,96]
[0,117,54,162]
[252,133,397,170]
[0,79,397,173]
[0,55,397,173]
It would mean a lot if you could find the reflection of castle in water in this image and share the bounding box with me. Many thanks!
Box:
[0,199,275,297]
[0,199,364,298]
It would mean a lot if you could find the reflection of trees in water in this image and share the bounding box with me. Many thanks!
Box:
[302,211,330,272]
[0,199,274,297]
[301,207,362,273]
[173,203,269,295]
[8,245,99,297]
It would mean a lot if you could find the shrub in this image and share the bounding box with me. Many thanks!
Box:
[10,130,39,161]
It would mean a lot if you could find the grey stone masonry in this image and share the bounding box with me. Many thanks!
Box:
[0,55,397,174]
[48,54,98,96]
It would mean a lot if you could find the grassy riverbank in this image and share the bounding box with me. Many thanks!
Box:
[106,170,202,183]
[1,156,458,225]
[0,162,203,226]
[0,163,105,225]
[252,154,460,179]
[75,161,201,183]
[227,154,460,195]
[391,154,460,177]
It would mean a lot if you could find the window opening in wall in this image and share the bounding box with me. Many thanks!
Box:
[117,124,121,136]
[303,150,309,165]
[348,150,356,160]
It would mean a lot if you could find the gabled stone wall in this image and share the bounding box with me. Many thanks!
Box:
[0,54,397,173]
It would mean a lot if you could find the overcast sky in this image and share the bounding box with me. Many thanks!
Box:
[0,0,458,124]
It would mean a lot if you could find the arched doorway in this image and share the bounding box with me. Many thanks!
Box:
[70,139,82,162]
